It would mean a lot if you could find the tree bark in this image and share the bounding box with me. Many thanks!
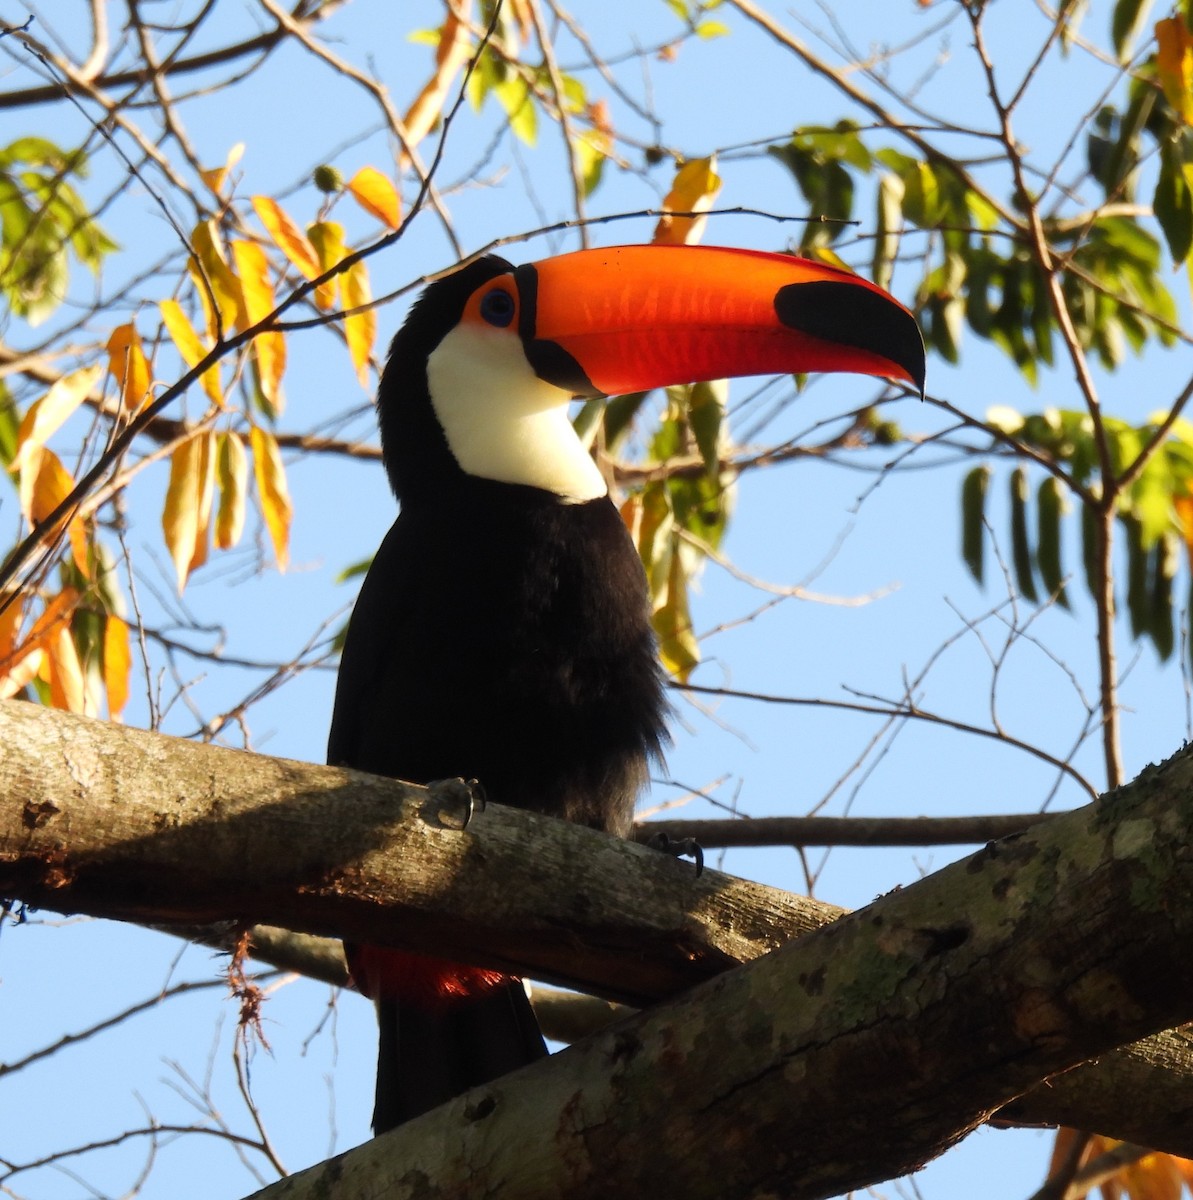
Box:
[5,700,1193,1197]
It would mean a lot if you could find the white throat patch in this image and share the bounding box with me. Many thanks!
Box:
[426,322,607,502]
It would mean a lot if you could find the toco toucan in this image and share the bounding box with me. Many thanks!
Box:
[327,244,926,1134]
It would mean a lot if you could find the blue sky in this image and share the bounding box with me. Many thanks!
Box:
[3,2,1188,1196]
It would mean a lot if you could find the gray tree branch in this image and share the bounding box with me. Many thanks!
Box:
[3,700,1193,1198]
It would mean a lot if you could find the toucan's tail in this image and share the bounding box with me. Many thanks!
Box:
[370,975,548,1134]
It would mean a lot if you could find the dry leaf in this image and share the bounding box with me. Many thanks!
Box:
[251,425,292,572]
[162,433,211,592]
[653,155,722,246]
[215,432,248,550]
[231,240,286,412]
[308,221,347,312]
[160,299,223,406]
[1157,18,1193,125]
[252,195,322,280]
[12,366,103,474]
[347,166,402,229]
[189,219,245,338]
[106,324,152,412]
[402,1,473,154]
[103,613,131,721]
[341,258,375,387]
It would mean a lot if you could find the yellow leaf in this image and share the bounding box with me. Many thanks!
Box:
[24,447,87,575]
[106,323,153,412]
[251,425,292,572]
[12,365,103,473]
[347,166,402,229]
[252,195,322,279]
[189,219,245,338]
[0,640,42,700]
[200,141,245,197]
[341,258,375,387]
[652,539,700,680]
[215,432,248,549]
[47,621,86,713]
[162,433,211,592]
[103,613,131,721]
[653,155,722,246]
[402,2,473,153]
[189,430,217,577]
[231,240,286,412]
[160,299,223,407]
[1157,18,1193,124]
[308,220,347,312]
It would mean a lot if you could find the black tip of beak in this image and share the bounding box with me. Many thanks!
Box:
[776,281,926,398]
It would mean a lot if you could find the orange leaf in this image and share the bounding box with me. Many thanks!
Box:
[200,142,244,197]
[1157,18,1193,125]
[308,221,347,312]
[215,431,248,550]
[103,613,131,720]
[341,258,376,387]
[106,324,152,412]
[12,366,103,473]
[252,195,322,279]
[402,2,473,152]
[160,299,223,407]
[653,155,722,246]
[162,432,212,592]
[189,219,245,338]
[231,240,286,413]
[347,166,402,229]
[1,588,77,698]
[251,425,292,572]
[0,593,34,699]
[47,621,87,714]
[23,447,87,575]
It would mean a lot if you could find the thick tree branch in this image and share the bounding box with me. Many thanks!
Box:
[0,700,835,1005]
[5,701,1193,1197]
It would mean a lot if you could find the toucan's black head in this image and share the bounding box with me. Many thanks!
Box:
[378,255,516,502]
[377,246,926,504]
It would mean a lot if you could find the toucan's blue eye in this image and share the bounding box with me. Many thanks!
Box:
[479,287,515,327]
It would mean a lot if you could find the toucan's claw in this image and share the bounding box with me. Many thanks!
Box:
[429,777,487,830]
[646,831,704,877]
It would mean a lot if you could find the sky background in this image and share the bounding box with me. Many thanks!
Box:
[3,2,1190,1197]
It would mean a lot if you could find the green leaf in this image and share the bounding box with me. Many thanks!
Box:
[603,391,651,451]
[873,172,904,292]
[1112,0,1154,61]
[1148,532,1178,659]
[1154,140,1193,264]
[497,75,536,146]
[1036,476,1071,608]
[0,379,18,468]
[1010,467,1038,601]
[687,379,727,472]
[961,464,990,584]
[1124,514,1149,637]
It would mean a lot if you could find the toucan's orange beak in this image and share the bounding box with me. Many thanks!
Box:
[510,245,925,400]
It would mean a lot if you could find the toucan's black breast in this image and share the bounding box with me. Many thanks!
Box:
[328,479,667,836]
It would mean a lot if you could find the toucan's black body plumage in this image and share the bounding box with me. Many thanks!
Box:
[329,246,925,1135]
[329,257,666,1133]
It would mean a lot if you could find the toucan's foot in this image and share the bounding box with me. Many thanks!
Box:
[646,831,704,876]
[429,777,487,830]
